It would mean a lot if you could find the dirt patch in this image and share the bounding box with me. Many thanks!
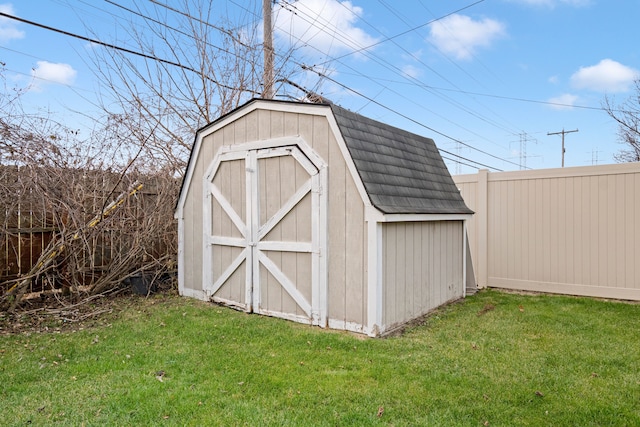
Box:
[380,297,467,338]
[0,290,173,336]
[477,303,495,316]
[489,287,640,305]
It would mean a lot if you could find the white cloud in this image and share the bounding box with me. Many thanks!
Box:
[547,93,578,109]
[274,0,378,57]
[570,59,638,93]
[31,61,77,89]
[0,4,25,44]
[428,14,506,61]
[402,64,421,79]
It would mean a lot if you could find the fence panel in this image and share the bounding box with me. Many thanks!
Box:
[454,163,640,300]
[0,166,57,293]
[1,165,177,296]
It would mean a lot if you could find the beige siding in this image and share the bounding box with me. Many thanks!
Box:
[180,109,368,326]
[454,163,640,300]
[382,221,464,329]
[326,128,368,327]
[180,129,217,293]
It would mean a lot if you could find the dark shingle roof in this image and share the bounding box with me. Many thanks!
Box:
[330,104,473,215]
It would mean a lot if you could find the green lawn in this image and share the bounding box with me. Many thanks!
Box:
[1,289,639,426]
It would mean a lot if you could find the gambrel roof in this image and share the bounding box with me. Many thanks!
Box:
[177,98,472,217]
[329,103,473,215]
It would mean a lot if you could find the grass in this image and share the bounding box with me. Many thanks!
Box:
[1,289,639,426]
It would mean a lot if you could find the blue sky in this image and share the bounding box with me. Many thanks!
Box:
[1,0,639,173]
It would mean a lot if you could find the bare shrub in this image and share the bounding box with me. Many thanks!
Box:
[0,68,178,312]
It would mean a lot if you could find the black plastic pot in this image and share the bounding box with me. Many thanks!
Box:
[130,273,157,295]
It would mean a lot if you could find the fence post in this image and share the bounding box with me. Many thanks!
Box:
[477,169,489,288]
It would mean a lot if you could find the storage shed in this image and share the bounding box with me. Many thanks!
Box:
[175,99,473,336]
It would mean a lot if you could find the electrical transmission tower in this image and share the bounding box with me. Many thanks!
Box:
[455,141,462,174]
[589,148,603,165]
[510,132,537,170]
[519,132,537,170]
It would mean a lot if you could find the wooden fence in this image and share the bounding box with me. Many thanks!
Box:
[454,162,640,301]
[1,165,177,295]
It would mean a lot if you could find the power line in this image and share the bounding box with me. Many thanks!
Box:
[330,0,518,134]
[152,0,294,94]
[274,0,618,115]
[103,0,251,62]
[4,4,511,170]
[453,90,608,112]
[313,0,485,67]
[149,0,252,48]
[245,1,517,169]
[242,0,523,146]
[357,70,618,113]
[305,65,518,170]
[276,2,527,164]
[371,0,524,135]
[276,0,621,176]
[241,0,617,115]
[329,0,522,139]
[0,44,112,111]
[301,65,503,171]
[417,0,506,87]
[375,0,488,91]
[134,1,517,169]
[441,154,484,171]
[0,11,257,94]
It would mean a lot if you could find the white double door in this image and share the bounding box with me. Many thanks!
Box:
[204,143,326,325]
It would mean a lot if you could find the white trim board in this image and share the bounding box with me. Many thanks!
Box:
[365,206,473,223]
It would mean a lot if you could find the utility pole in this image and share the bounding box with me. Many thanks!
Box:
[519,132,527,170]
[547,128,578,167]
[262,0,274,99]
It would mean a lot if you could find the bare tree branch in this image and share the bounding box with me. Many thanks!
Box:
[604,80,640,163]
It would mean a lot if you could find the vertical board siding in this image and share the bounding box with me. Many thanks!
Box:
[212,246,246,303]
[257,154,312,317]
[344,173,367,326]
[382,221,464,329]
[182,158,203,294]
[327,126,347,322]
[454,163,640,300]
[210,158,246,302]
